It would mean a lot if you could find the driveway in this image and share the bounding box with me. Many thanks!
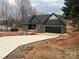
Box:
[0,33,60,59]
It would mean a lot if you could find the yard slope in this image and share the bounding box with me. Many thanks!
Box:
[4,32,79,59]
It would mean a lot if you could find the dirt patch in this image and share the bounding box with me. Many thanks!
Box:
[55,32,79,48]
[0,31,37,36]
[4,32,79,59]
[66,26,76,33]
[0,32,21,36]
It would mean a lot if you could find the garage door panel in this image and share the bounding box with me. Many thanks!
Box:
[46,27,61,33]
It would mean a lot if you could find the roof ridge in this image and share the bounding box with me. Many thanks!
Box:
[42,13,66,25]
[42,13,55,24]
[55,14,66,25]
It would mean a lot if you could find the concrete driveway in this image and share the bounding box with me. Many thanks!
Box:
[0,33,60,59]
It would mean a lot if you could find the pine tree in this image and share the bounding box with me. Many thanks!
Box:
[62,0,79,29]
[62,0,79,18]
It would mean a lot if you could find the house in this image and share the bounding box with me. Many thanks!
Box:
[21,16,33,30]
[22,13,66,33]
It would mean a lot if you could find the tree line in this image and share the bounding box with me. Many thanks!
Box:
[0,0,37,30]
[62,0,79,29]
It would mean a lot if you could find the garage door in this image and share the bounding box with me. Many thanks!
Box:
[46,26,61,33]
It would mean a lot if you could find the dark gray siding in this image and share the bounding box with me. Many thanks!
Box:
[45,19,64,25]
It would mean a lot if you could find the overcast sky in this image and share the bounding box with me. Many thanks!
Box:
[8,0,64,14]
[30,0,64,14]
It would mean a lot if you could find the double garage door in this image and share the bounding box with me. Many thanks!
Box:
[45,26,62,33]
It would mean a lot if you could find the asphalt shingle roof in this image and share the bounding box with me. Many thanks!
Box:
[22,13,66,25]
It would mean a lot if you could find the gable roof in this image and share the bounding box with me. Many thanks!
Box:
[29,15,50,24]
[29,15,41,24]
[36,15,50,24]
[22,13,66,25]
[42,13,66,25]
[56,15,66,25]
[22,16,33,24]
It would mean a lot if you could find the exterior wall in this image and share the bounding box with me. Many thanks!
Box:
[36,25,40,32]
[60,25,66,33]
[0,25,6,31]
[63,25,66,33]
[37,25,66,33]
[22,24,37,31]
[22,25,28,31]
[37,25,45,32]
[21,24,66,33]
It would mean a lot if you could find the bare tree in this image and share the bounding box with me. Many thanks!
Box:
[16,0,32,20]
[31,7,37,15]
[0,0,33,31]
[1,0,9,30]
[1,0,5,20]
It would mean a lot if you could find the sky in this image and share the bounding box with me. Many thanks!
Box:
[30,0,64,14]
[8,0,64,14]
[8,0,16,6]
